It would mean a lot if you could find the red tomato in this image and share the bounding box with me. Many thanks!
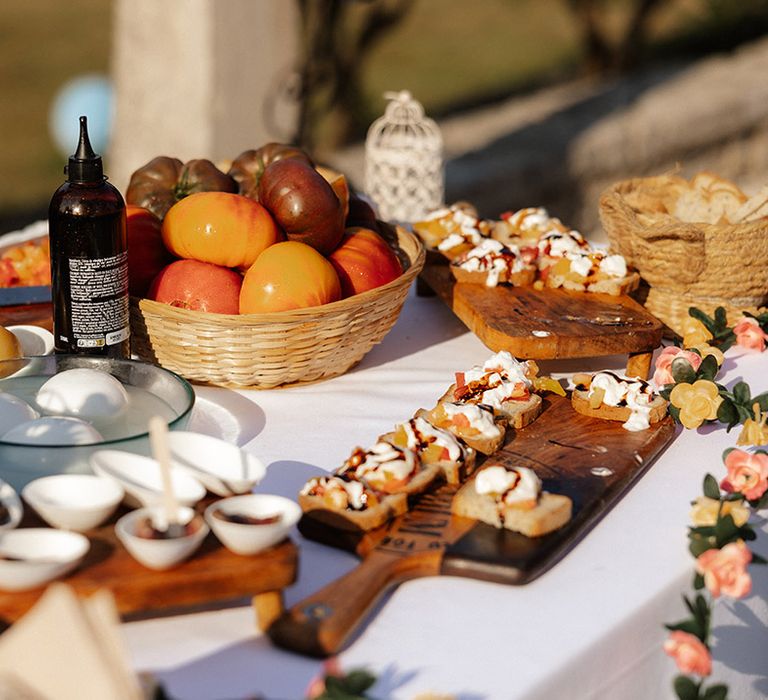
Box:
[126,205,174,297]
[328,227,402,297]
[148,259,242,314]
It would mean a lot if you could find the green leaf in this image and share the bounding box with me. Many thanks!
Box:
[715,515,740,547]
[750,492,768,510]
[689,525,716,537]
[703,684,730,700]
[751,552,767,565]
[716,399,739,429]
[669,404,682,424]
[714,306,727,329]
[689,307,715,332]
[693,572,705,590]
[703,474,721,499]
[674,675,701,700]
[752,392,768,412]
[718,334,736,352]
[697,355,720,381]
[342,671,377,695]
[689,537,715,558]
[672,357,697,384]
[732,382,752,406]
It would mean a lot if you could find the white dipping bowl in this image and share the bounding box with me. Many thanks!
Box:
[90,450,206,508]
[205,494,300,556]
[0,528,90,591]
[8,326,54,357]
[115,506,209,571]
[22,474,124,531]
[167,432,266,497]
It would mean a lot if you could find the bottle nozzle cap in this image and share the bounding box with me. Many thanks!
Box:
[67,116,104,183]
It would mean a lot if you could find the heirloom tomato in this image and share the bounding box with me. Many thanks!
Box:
[239,241,341,314]
[162,192,282,270]
[328,227,402,297]
[149,259,242,314]
[126,156,237,220]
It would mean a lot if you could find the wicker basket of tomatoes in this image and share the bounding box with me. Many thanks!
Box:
[126,145,425,389]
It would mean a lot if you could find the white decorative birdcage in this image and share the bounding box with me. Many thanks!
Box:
[365,90,444,224]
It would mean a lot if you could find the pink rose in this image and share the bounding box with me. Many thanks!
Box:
[721,449,768,501]
[733,316,768,352]
[696,541,752,598]
[653,346,702,387]
[663,631,712,676]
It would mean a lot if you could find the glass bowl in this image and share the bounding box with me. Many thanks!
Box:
[0,355,195,490]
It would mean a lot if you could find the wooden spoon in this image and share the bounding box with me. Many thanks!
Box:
[148,416,186,538]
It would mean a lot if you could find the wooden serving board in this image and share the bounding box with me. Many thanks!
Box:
[269,394,676,657]
[0,502,298,627]
[419,263,664,364]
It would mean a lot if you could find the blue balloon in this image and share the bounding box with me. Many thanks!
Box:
[49,74,114,157]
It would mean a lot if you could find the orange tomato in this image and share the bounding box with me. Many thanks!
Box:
[239,241,341,313]
[328,227,402,297]
[162,192,282,270]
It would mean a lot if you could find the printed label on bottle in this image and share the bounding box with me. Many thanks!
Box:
[68,251,130,346]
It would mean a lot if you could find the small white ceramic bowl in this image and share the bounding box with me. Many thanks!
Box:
[167,431,266,497]
[0,528,90,591]
[204,494,300,556]
[115,506,209,570]
[89,450,206,508]
[0,479,23,531]
[8,326,55,357]
[22,474,124,531]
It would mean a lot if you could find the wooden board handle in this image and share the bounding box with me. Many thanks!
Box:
[267,551,402,657]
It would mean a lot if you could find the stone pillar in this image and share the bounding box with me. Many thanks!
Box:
[109,0,300,192]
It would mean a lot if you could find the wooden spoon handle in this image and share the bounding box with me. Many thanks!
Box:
[267,551,402,658]
[148,416,178,526]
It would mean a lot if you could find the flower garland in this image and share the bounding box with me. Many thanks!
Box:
[657,307,768,700]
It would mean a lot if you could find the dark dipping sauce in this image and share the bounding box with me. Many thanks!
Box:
[0,504,10,527]
[134,515,203,540]
[212,510,282,526]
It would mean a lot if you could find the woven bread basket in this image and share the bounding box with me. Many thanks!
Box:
[599,175,768,335]
[129,224,425,389]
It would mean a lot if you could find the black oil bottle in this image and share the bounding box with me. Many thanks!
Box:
[48,116,130,358]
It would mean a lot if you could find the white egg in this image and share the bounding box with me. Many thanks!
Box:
[0,392,39,435]
[36,369,129,421]
[2,417,103,446]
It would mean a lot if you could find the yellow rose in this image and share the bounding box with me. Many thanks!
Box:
[737,402,768,446]
[681,317,713,349]
[689,343,725,368]
[690,496,750,527]
[669,380,723,429]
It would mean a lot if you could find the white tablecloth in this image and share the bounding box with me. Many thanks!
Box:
[118,288,767,700]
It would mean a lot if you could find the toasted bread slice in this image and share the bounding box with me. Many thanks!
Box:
[452,474,572,537]
[335,443,442,499]
[545,268,640,296]
[299,476,407,531]
[419,403,505,455]
[571,389,668,425]
[380,417,477,485]
[438,384,542,429]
